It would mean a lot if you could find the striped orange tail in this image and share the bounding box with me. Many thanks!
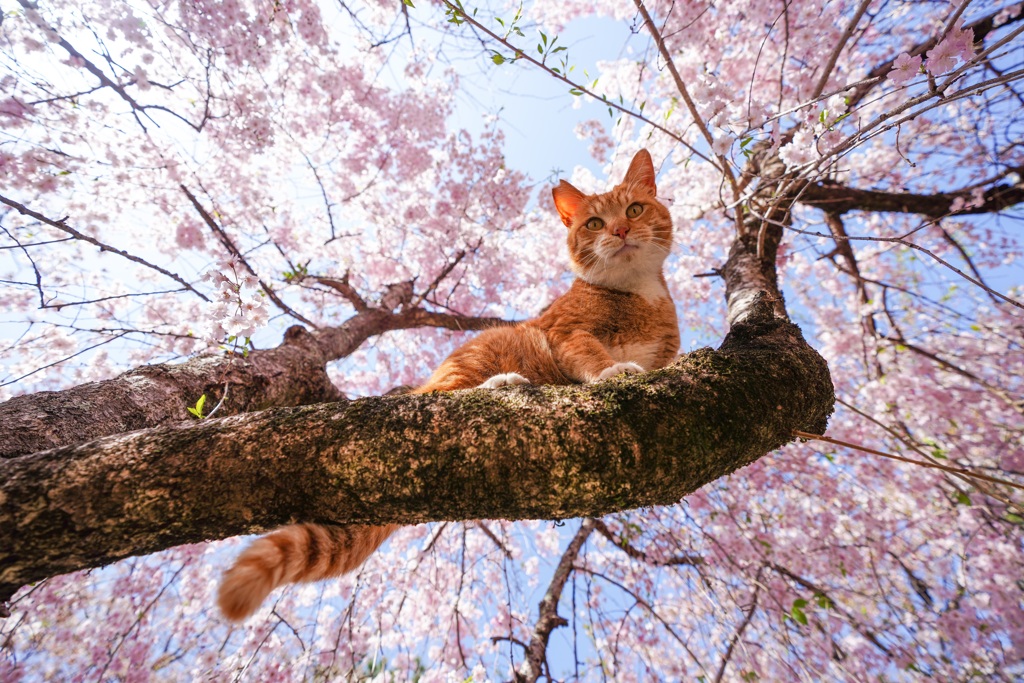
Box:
[217,522,398,622]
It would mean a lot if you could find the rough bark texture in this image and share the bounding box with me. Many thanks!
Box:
[0,297,833,602]
[0,308,505,458]
[726,146,791,326]
[0,326,339,459]
[0,140,836,611]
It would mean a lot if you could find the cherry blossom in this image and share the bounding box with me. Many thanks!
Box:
[889,52,923,86]
[1,0,1022,681]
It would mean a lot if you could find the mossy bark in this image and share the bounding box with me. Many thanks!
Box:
[0,145,836,608]
[0,308,504,458]
[0,298,832,602]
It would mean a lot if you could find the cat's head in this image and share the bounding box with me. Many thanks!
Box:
[552,149,673,292]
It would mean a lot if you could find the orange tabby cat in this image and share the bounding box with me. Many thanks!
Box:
[217,148,679,621]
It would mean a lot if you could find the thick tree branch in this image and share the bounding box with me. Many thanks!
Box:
[0,322,340,459]
[0,314,833,603]
[0,308,508,458]
[798,178,1024,217]
[723,146,792,325]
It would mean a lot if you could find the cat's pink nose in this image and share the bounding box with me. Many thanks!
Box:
[614,224,630,239]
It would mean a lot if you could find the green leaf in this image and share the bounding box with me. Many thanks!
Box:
[540,31,547,46]
[551,46,567,53]
[791,606,808,626]
[955,491,972,506]
[188,394,207,419]
[491,52,505,65]
[569,88,584,96]
[401,0,414,7]
[1005,513,1024,525]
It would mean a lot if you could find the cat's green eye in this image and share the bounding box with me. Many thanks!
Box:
[626,203,644,218]
[585,217,605,231]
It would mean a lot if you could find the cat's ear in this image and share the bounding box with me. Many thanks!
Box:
[623,149,656,194]
[552,180,586,228]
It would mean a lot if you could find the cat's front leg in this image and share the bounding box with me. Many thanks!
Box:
[551,330,640,383]
[478,372,531,389]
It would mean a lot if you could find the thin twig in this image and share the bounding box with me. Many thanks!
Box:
[780,221,1024,310]
[0,195,209,302]
[180,185,317,327]
[792,430,1024,493]
[811,0,873,100]
[632,0,744,234]
[436,0,711,164]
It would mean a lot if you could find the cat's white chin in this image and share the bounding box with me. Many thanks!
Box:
[574,246,668,302]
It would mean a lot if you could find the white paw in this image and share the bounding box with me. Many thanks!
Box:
[595,362,645,382]
[478,372,531,389]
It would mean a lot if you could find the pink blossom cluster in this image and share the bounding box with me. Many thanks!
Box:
[202,258,270,342]
[1,0,1022,680]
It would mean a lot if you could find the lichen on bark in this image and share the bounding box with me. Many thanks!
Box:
[0,306,832,602]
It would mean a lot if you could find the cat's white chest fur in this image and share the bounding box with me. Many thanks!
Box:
[634,278,670,304]
[607,340,663,370]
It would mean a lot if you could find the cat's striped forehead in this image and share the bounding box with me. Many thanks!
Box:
[581,182,651,216]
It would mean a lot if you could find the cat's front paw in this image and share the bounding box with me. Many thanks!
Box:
[479,372,531,389]
[594,362,645,382]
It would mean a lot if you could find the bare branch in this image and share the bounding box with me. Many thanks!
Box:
[793,430,1024,493]
[516,519,596,683]
[180,185,317,327]
[0,194,209,302]
[810,0,873,100]
[591,518,702,567]
[713,568,763,683]
[798,177,1024,217]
